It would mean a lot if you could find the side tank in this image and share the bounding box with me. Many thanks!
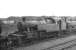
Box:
[37,18,66,32]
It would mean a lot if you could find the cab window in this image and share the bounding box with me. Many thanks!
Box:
[45,18,56,24]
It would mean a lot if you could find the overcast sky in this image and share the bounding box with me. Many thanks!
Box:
[0,0,76,18]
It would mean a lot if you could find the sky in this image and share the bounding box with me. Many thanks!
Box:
[0,0,76,18]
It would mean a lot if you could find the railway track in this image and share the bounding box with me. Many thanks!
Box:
[6,31,76,50]
[42,38,76,50]
[7,32,73,50]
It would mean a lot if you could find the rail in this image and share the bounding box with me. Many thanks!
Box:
[42,39,76,50]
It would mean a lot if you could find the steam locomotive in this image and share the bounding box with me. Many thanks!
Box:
[7,17,66,39]
[1,16,67,47]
